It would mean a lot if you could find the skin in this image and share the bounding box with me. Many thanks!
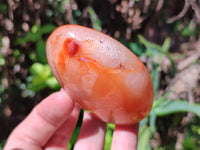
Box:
[4,89,138,150]
[46,25,154,125]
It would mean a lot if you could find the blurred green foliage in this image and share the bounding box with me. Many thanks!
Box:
[134,36,200,150]
[28,63,60,92]
[88,6,102,31]
[15,24,56,64]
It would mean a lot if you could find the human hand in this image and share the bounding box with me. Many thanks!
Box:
[4,89,139,150]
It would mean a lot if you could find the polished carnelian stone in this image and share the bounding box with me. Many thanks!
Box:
[46,25,154,125]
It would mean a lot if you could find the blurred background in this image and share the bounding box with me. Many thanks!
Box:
[0,0,200,149]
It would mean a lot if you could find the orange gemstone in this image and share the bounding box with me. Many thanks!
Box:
[46,25,154,125]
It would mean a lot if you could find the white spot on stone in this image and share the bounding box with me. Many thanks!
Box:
[68,31,75,38]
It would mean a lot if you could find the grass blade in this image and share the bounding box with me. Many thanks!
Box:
[154,100,200,117]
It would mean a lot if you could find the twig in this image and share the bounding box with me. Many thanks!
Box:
[143,0,151,13]
[156,0,165,11]
[189,0,200,22]
[128,0,135,7]
[167,0,190,24]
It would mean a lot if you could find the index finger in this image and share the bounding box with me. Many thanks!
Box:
[111,123,139,150]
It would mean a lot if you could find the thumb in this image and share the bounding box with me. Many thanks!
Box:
[4,89,74,150]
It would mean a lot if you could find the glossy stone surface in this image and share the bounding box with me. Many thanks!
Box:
[46,25,154,125]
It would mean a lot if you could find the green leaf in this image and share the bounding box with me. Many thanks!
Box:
[31,24,40,33]
[152,91,172,109]
[129,42,144,56]
[29,63,52,91]
[36,40,47,63]
[68,126,81,150]
[29,63,51,77]
[182,28,195,37]
[139,118,148,129]
[161,38,171,53]
[138,34,162,52]
[154,100,200,117]
[150,64,159,97]
[15,32,40,45]
[150,110,156,133]
[138,126,151,150]
[88,7,102,31]
[181,22,197,37]
[0,55,5,66]
[40,24,56,34]
[0,3,7,14]
[15,24,55,45]
[30,76,47,91]
[46,76,60,89]
[13,49,20,57]
[104,124,115,150]
[0,139,6,149]
[182,137,198,150]
[138,34,177,75]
